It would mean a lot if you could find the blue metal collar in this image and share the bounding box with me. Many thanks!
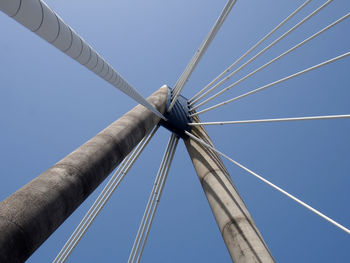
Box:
[159,86,193,138]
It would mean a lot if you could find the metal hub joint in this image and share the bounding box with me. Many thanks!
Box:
[160,86,193,138]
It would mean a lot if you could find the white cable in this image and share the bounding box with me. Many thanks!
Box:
[54,126,159,263]
[128,135,176,263]
[167,0,237,112]
[0,0,165,119]
[191,12,350,111]
[189,0,312,104]
[130,135,177,263]
[185,131,350,235]
[171,0,235,99]
[189,0,333,106]
[136,135,179,263]
[190,51,350,117]
[128,134,179,263]
[188,114,350,126]
[172,0,235,95]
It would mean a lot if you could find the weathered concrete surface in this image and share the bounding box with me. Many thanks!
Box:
[0,86,168,263]
[184,115,274,263]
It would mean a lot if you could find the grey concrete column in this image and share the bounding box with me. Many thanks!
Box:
[0,86,168,263]
[184,115,274,263]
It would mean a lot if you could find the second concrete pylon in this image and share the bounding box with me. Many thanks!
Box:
[185,115,275,263]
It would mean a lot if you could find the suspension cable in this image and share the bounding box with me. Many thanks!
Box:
[189,0,333,106]
[191,12,350,111]
[170,0,236,102]
[189,0,312,104]
[136,135,179,263]
[53,126,159,263]
[172,0,236,96]
[129,134,179,263]
[188,114,350,126]
[185,131,350,235]
[128,134,175,263]
[167,0,237,112]
[190,51,350,117]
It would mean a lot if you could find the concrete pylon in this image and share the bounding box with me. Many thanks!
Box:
[184,115,275,263]
[0,86,168,263]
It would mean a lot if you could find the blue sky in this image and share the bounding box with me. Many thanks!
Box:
[1,0,349,262]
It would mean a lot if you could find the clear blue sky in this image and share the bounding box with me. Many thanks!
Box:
[1,0,349,262]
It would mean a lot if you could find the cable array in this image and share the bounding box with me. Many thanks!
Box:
[189,0,312,105]
[128,134,179,263]
[190,51,350,117]
[189,0,333,108]
[191,12,350,111]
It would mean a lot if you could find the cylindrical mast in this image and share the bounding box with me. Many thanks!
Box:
[0,0,164,119]
[184,115,274,263]
[0,86,168,263]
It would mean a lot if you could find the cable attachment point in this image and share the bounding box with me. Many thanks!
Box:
[160,86,193,138]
